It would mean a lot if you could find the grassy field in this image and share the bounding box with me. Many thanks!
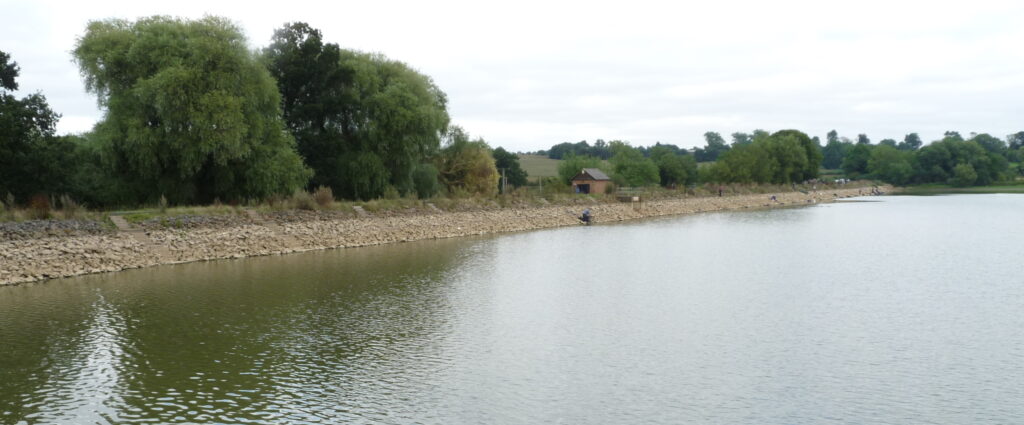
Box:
[518,154,560,179]
[896,183,1024,195]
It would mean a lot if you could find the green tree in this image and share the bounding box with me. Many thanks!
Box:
[411,163,440,199]
[695,131,730,162]
[1007,131,1024,150]
[822,138,852,169]
[492,147,528,192]
[608,141,659,186]
[0,50,73,202]
[898,133,922,151]
[826,129,838,145]
[708,130,818,184]
[951,163,977,187]
[731,132,752,148]
[650,144,696,187]
[437,126,498,196]
[867,145,915,185]
[73,16,310,204]
[263,22,353,192]
[841,144,873,177]
[856,134,871,145]
[342,51,450,196]
[557,154,604,184]
[969,133,1006,156]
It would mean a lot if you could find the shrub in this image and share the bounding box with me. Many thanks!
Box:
[382,185,401,200]
[290,190,318,210]
[28,194,51,220]
[412,163,440,199]
[58,194,84,219]
[313,186,334,207]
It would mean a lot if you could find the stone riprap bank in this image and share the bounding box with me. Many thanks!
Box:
[1,187,889,285]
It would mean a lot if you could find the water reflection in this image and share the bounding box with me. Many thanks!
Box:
[2,195,1024,424]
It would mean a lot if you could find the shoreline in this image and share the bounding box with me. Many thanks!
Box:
[0,186,891,286]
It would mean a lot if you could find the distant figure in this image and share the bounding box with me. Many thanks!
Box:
[718,186,723,197]
[579,208,592,225]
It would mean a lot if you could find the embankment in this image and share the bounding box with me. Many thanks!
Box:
[0,186,890,285]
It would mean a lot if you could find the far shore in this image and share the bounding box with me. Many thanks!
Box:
[1,185,892,286]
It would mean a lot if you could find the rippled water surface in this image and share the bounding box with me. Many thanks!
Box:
[2,195,1024,424]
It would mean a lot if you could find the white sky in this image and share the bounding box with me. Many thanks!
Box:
[3,0,1024,152]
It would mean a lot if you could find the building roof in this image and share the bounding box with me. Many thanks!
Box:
[572,168,611,181]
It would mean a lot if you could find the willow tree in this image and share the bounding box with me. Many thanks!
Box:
[73,16,310,204]
[263,22,449,200]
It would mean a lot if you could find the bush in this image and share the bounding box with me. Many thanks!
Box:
[28,194,51,220]
[951,163,978,187]
[290,190,318,210]
[382,185,401,200]
[313,186,334,207]
[412,163,440,199]
[57,194,84,219]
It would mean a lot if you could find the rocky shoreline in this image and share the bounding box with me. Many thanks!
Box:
[0,186,890,286]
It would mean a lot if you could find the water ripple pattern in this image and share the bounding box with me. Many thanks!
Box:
[1,194,1023,424]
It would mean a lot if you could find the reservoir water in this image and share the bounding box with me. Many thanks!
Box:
[2,195,1023,424]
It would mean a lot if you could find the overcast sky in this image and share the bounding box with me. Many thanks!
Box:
[3,0,1024,152]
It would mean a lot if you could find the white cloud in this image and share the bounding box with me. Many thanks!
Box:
[3,0,1023,151]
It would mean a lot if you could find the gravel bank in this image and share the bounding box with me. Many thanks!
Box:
[0,186,889,286]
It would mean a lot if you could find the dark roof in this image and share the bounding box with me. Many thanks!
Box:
[571,168,611,181]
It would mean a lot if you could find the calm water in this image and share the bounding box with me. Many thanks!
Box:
[2,195,1023,424]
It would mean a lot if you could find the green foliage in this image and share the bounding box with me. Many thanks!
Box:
[547,139,612,160]
[695,131,730,162]
[951,163,978,187]
[412,163,441,199]
[342,50,450,196]
[841,144,873,177]
[898,133,922,151]
[710,129,820,184]
[557,154,604,184]
[970,133,1007,156]
[0,50,73,202]
[822,138,852,169]
[492,147,528,191]
[867,145,915,185]
[437,126,499,197]
[73,16,311,205]
[650,144,697,187]
[608,141,659,186]
[264,23,449,199]
[336,151,390,201]
[263,22,352,192]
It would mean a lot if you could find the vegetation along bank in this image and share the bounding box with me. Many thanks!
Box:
[1,185,890,286]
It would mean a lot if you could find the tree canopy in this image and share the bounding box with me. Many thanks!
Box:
[437,126,498,197]
[492,147,528,191]
[73,16,311,204]
[711,130,820,184]
[0,50,72,202]
[263,22,450,200]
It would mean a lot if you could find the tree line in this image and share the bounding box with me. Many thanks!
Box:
[1,17,524,208]
[541,127,1022,189]
[3,16,1022,210]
